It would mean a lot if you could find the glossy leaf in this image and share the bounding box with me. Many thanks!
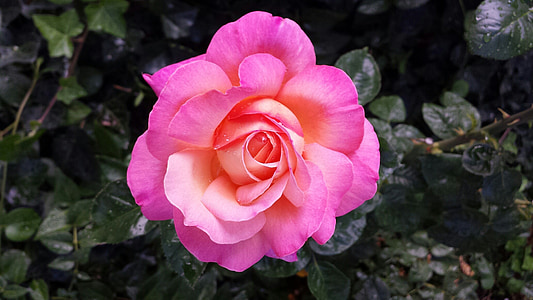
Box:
[54,168,81,206]
[465,0,533,60]
[39,231,74,255]
[309,210,366,255]
[28,279,49,300]
[429,209,489,251]
[2,284,28,299]
[422,102,480,139]
[462,143,500,176]
[48,257,75,271]
[85,0,129,38]
[482,168,522,206]
[369,95,406,122]
[353,277,390,300]
[32,9,84,58]
[474,254,495,289]
[160,220,206,286]
[307,261,350,300]
[3,208,41,242]
[35,209,70,240]
[0,250,31,284]
[335,48,381,105]
[408,260,433,283]
[0,40,40,68]
[253,247,311,278]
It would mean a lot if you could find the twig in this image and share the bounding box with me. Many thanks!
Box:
[38,27,89,124]
[429,105,533,152]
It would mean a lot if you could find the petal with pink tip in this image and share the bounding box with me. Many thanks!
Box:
[263,162,327,257]
[165,150,266,244]
[206,11,315,85]
[277,65,365,154]
[126,133,173,220]
[143,54,206,97]
[146,60,232,160]
[336,119,380,216]
[201,174,288,222]
[173,208,270,272]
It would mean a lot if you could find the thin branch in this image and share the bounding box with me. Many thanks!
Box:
[429,105,533,152]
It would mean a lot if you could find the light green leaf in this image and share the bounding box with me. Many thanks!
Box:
[57,76,88,105]
[85,0,129,38]
[308,261,350,300]
[369,95,406,122]
[465,0,533,60]
[335,48,381,105]
[3,208,41,242]
[32,9,84,58]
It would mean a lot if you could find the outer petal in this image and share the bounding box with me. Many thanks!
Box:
[336,119,380,216]
[201,174,289,222]
[304,143,354,244]
[143,54,206,97]
[146,60,232,160]
[165,150,266,244]
[126,133,173,220]
[277,65,365,154]
[262,162,327,257]
[173,208,270,272]
[168,53,287,148]
[206,11,315,85]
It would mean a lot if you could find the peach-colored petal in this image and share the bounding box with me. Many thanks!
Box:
[173,208,270,272]
[336,119,380,216]
[126,133,173,220]
[201,174,289,222]
[146,60,232,160]
[143,54,206,97]
[206,11,315,85]
[277,65,365,154]
[282,142,311,207]
[262,162,327,257]
[214,115,281,150]
[165,150,266,244]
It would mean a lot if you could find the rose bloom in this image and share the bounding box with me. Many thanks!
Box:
[127,11,379,272]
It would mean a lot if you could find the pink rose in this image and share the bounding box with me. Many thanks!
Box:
[127,11,379,271]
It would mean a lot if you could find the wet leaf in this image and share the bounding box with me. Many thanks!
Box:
[3,207,41,242]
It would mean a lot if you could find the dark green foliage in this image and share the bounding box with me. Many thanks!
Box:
[1,0,532,299]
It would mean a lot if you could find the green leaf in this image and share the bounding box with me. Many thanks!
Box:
[79,180,156,246]
[307,261,350,300]
[67,199,93,227]
[57,76,88,105]
[54,168,81,206]
[353,277,390,300]
[369,95,406,122]
[474,254,495,289]
[65,100,92,125]
[422,102,480,139]
[28,279,49,300]
[35,209,70,240]
[482,168,521,206]
[0,250,31,284]
[429,209,489,251]
[94,123,123,158]
[358,0,392,15]
[0,40,40,68]
[39,231,74,255]
[3,208,41,242]
[0,132,45,162]
[408,260,433,283]
[253,247,311,278]
[451,80,469,98]
[48,257,75,271]
[85,0,129,38]
[309,210,366,255]
[464,0,533,60]
[1,284,28,299]
[32,9,84,58]
[160,220,207,286]
[0,71,31,106]
[335,48,381,105]
[77,281,114,300]
[48,0,73,4]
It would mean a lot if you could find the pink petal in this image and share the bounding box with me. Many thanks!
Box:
[201,174,289,222]
[277,65,365,154]
[265,250,298,262]
[143,54,206,97]
[262,162,327,257]
[214,115,281,150]
[165,150,266,244]
[237,53,287,97]
[146,60,232,160]
[173,208,270,272]
[206,11,315,85]
[282,143,311,207]
[126,133,173,220]
[312,208,336,244]
[336,119,380,216]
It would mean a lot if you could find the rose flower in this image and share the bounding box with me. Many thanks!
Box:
[127,11,380,272]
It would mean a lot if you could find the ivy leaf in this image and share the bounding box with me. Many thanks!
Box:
[85,0,129,38]
[335,47,381,105]
[32,9,84,58]
[57,76,88,105]
[308,261,350,300]
[309,210,366,255]
[465,0,533,60]
[369,95,406,122]
[0,40,40,68]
